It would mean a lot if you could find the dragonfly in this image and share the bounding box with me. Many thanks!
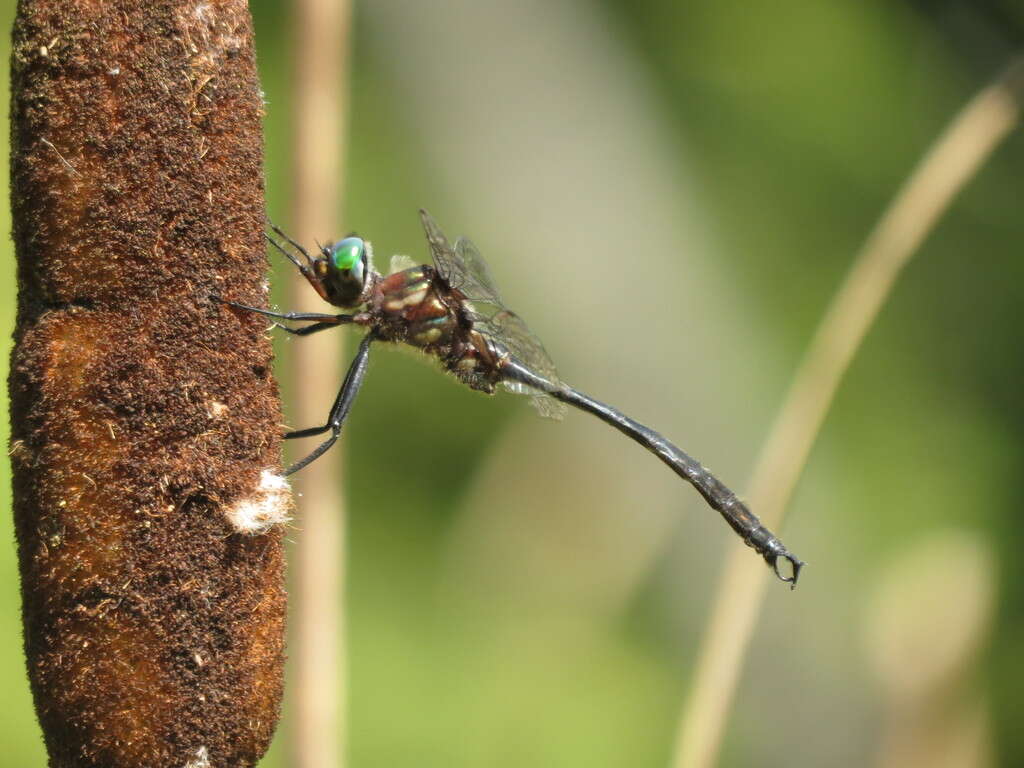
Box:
[218,210,804,586]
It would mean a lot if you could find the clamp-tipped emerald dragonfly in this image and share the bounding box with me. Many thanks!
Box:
[218,210,804,586]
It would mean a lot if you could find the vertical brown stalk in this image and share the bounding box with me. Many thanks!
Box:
[9,2,288,766]
[287,0,352,766]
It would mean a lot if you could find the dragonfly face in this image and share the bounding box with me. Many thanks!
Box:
[315,235,371,307]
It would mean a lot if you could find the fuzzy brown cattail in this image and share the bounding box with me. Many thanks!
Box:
[9,1,288,766]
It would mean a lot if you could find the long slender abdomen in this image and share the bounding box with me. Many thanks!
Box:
[499,357,803,584]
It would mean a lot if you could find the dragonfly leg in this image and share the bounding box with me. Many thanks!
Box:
[282,332,375,476]
[263,224,331,301]
[268,221,315,268]
[214,296,355,326]
[265,231,311,276]
[275,321,345,336]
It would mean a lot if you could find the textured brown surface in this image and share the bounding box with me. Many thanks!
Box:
[9,1,287,766]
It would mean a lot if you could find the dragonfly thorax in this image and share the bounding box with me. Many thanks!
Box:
[370,264,504,393]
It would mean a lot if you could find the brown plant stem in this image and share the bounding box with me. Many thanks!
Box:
[286,0,352,767]
[9,2,287,766]
[671,56,1024,768]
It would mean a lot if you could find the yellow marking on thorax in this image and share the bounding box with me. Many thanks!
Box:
[412,327,443,345]
[423,296,447,316]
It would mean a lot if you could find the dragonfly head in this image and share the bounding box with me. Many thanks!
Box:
[315,236,373,307]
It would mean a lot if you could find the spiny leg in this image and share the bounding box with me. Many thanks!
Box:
[283,333,375,476]
[275,321,348,337]
[265,231,310,276]
[214,296,354,326]
[284,340,367,440]
[263,224,334,302]
[268,220,315,266]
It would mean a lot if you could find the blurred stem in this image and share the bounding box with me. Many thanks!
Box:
[671,56,1024,768]
[287,0,352,767]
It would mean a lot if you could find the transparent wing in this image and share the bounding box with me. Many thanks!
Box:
[419,209,507,302]
[452,236,504,304]
[389,253,418,275]
[419,209,457,282]
[486,310,568,420]
[418,208,565,419]
[503,379,568,419]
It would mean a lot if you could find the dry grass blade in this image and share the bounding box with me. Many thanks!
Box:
[671,56,1024,768]
[287,1,354,767]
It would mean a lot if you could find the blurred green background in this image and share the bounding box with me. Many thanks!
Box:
[4,1,1023,766]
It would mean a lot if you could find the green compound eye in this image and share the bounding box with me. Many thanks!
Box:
[331,237,364,272]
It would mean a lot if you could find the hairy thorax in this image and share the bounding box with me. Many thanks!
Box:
[366,265,503,393]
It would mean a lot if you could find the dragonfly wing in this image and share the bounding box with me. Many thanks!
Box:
[420,211,505,302]
[419,209,457,281]
[389,253,418,275]
[534,393,569,419]
[452,236,504,304]
[501,378,567,419]
[488,310,567,420]
[418,210,566,419]
[486,311,556,377]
